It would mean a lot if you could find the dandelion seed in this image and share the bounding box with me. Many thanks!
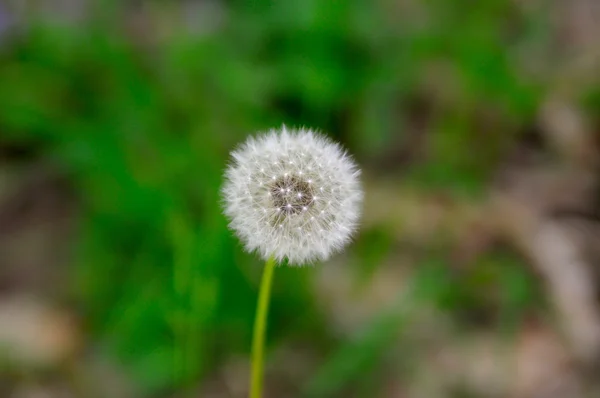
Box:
[221,126,363,265]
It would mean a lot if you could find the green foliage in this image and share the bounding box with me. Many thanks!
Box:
[0,17,317,394]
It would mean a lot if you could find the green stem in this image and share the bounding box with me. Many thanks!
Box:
[250,256,276,398]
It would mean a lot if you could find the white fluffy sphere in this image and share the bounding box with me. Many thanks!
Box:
[222,126,363,265]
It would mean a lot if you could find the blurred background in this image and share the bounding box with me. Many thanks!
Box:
[1,0,600,397]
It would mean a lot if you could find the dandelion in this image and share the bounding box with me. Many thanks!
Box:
[222,126,363,265]
[221,126,363,398]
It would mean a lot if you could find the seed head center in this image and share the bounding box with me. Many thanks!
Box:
[270,175,314,214]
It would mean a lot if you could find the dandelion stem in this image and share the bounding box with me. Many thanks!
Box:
[250,256,276,398]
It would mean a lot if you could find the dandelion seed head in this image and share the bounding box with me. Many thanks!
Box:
[221,126,363,265]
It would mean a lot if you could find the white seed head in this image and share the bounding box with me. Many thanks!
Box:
[222,126,363,265]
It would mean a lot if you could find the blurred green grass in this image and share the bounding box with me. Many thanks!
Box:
[0,0,576,396]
